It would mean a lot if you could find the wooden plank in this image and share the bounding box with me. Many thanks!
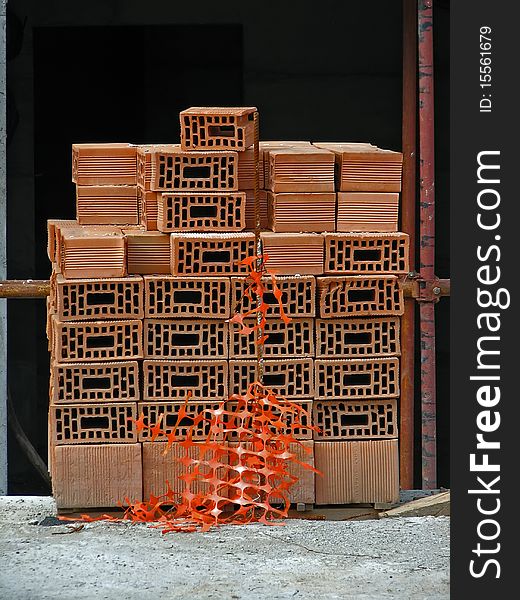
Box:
[378,490,450,518]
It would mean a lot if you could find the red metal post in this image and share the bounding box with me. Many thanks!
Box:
[400,0,418,489]
[418,0,437,489]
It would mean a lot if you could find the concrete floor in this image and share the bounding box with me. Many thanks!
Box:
[0,497,450,600]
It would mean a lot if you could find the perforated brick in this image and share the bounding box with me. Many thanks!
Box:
[53,274,143,321]
[72,143,137,186]
[313,143,403,192]
[226,402,314,441]
[315,317,401,358]
[180,107,256,151]
[238,146,265,190]
[324,233,409,274]
[229,359,314,399]
[314,440,399,504]
[142,442,229,499]
[261,232,324,275]
[76,185,139,225]
[157,192,246,232]
[268,192,336,233]
[47,219,77,263]
[244,190,269,230]
[171,232,255,276]
[337,192,399,232]
[266,147,335,193]
[143,360,228,401]
[137,187,158,230]
[229,318,314,358]
[144,319,228,359]
[148,147,238,191]
[314,358,400,400]
[137,144,178,190]
[317,276,404,317]
[50,402,137,444]
[125,230,171,274]
[52,444,142,509]
[313,399,398,440]
[138,401,225,441]
[59,227,126,279]
[144,275,230,319]
[231,275,315,318]
[52,317,143,362]
[51,361,140,404]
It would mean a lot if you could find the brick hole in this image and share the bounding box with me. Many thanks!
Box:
[86,335,114,349]
[83,376,111,390]
[170,333,199,346]
[347,289,375,302]
[265,332,285,345]
[173,290,202,304]
[353,249,381,262]
[171,374,200,387]
[80,416,110,429]
[208,125,235,137]
[340,413,369,426]
[344,332,372,345]
[86,291,116,306]
[263,374,286,387]
[184,166,211,179]
[344,373,371,386]
[203,250,230,263]
[190,205,218,218]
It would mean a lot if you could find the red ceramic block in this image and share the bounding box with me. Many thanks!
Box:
[59,227,126,279]
[137,187,159,230]
[72,143,137,186]
[314,440,399,504]
[76,185,139,225]
[144,319,228,360]
[238,146,265,189]
[336,192,399,232]
[244,190,269,230]
[138,401,225,442]
[52,443,142,509]
[229,358,314,400]
[260,232,324,275]
[171,232,255,276]
[314,358,400,400]
[259,141,313,184]
[315,317,401,358]
[144,275,230,319]
[323,232,409,274]
[50,402,137,444]
[53,274,143,321]
[51,317,143,362]
[148,146,239,192]
[231,274,316,318]
[47,219,77,263]
[143,359,228,402]
[51,361,140,404]
[229,317,314,359]
[226,400,314,442]
[142,441,229,500]
[313,143,403,192]
[157,192,246,232]
[268,192,336,232]
[266,146,335,193]
[124,230,171,274]
[137,144,178,191]
[317,275,404,317]
[313,399,398,440]
[180,107,257,151]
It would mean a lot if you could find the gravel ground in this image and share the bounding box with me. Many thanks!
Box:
[0,500,450,600]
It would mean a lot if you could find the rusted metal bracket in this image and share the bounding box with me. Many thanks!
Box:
[0,280,51,298]
[400,273,450,303]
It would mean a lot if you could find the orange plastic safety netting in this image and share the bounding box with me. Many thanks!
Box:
[60,255,318,533]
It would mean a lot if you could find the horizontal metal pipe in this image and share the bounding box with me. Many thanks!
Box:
[0,278,451,300]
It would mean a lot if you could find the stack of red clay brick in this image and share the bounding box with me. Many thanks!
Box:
[47,106,407,510]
